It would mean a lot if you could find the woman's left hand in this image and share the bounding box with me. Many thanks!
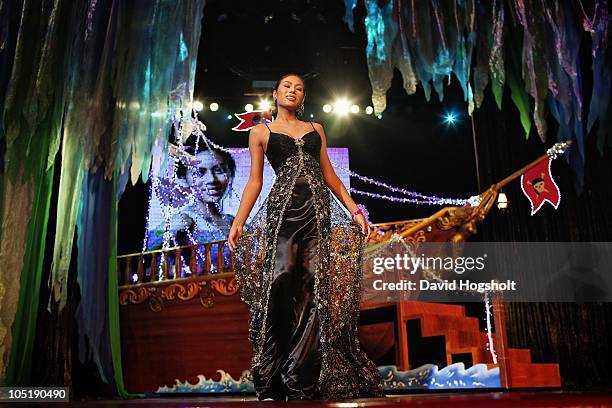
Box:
[353,213,370,237]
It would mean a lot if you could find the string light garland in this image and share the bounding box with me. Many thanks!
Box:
[467,195,483,207]
[351,188,467,206]
[484,292,498,364]
[142,177,155,253]
[193,118,471,207]
[331,162,463,202]
[546,141,571,159]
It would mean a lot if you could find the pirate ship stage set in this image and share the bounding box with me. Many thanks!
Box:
[117,121,570,394]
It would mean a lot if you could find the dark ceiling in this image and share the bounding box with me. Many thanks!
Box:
[195,0,372,105]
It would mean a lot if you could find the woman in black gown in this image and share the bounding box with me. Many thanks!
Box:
[228,73,384,401]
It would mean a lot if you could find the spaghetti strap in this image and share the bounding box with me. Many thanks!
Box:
[309,121,316,131]
[264,123,271,132]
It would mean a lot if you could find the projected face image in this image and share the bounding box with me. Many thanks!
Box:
[186,151,234,204]
[144,145,349,253]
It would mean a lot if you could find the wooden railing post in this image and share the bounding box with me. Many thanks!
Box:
[204,243,212,275]
[119,258,124,285]
[151,253,158,282]
[216,242,224,273]
[228,246,235,273]
[190,245,197,275]
[123,257,131,285]
[137,254,144,283]
[174,248,182,279]
[162,251,169,279]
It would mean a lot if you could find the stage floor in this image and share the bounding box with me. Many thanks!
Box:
[7,391,612,407]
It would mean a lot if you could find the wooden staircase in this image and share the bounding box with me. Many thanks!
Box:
[359,301,561,388]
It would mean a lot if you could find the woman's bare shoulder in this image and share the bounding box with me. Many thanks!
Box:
[250,123,269,135]
[248,124,269,145]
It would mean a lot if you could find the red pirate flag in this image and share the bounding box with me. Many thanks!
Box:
[231,110,273,131]
[520,156,561,215]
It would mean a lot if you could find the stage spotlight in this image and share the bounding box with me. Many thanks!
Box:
[245,103,254,112]
[209,102,219,111]
[444,112,457,125]
[350,104,360,114]
[334,98,350,116]
[193,100,204,111]
[323,104,332,113]
[309,113,314,118]
[376,113,383,119]
[258,99,271,111]
[365,106,374,115]
[227,114,232,119]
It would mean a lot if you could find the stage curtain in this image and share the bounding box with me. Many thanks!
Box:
[47,0,204,392]
[0,0,205,397]
[0,0,70,386]
[474,80,612,388]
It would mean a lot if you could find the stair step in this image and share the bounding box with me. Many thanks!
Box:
[508,348,532,363]
[447,343,498,365]
[472,347,497,364]
[400,301,466,316]
[360,300,395,311]
[442,329,485,349]
[508,362,561,388]
[408,325,485,350]
[447,346,478,366]
[404,314,490,351]
[405,313,480,333]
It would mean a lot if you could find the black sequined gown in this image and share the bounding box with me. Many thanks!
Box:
[234,121,384,401]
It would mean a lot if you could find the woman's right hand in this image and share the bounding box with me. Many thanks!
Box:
[227,223,244,252]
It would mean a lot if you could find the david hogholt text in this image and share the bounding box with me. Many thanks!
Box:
[371,279,517,293]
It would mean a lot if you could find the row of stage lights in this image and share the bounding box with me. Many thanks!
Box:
[192,98,383,118]
[120,98,459,126]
